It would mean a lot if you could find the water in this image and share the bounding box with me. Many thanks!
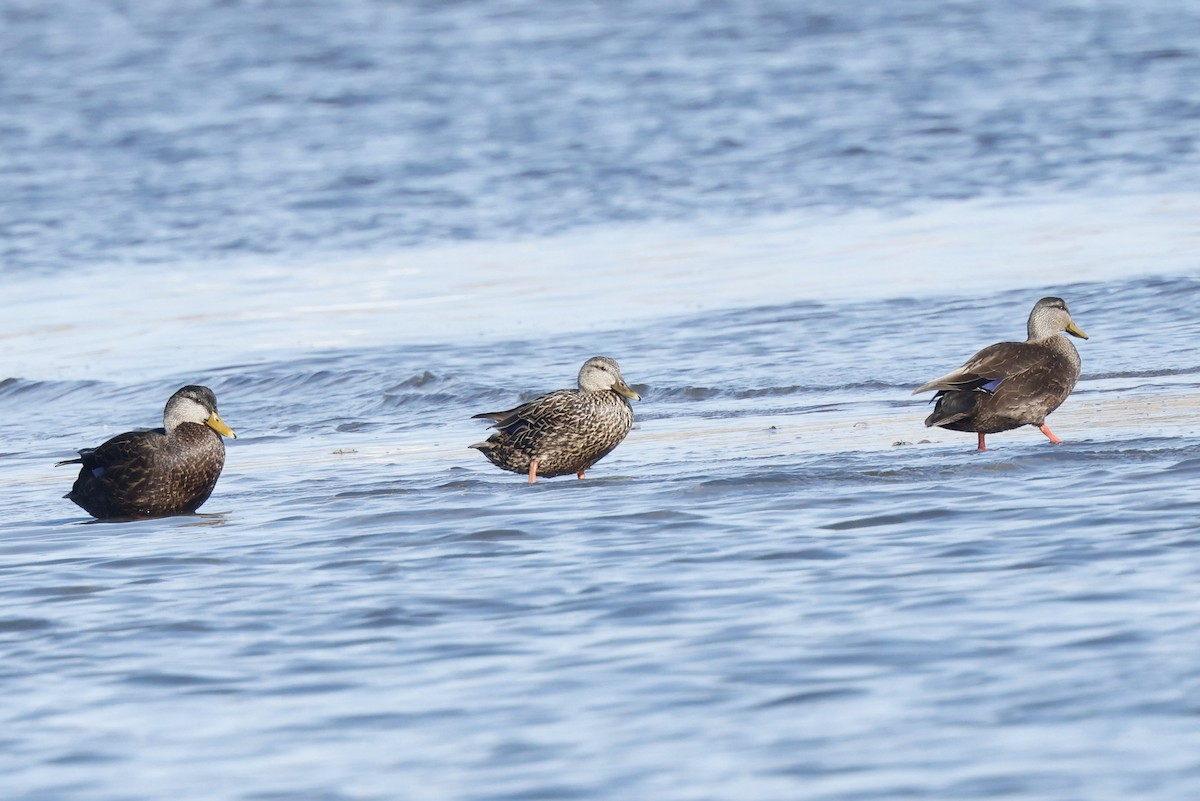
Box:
[5,0,1200,272]
[3,1,1200,799]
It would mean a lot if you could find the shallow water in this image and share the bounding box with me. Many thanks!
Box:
[4,1,1200,800]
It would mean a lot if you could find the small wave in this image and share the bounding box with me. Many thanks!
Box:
[0,378,105,402]
[377,391,464,411]
[651,380,896,402]
[0,617,54,633]
[755,686,866,709]
[1086,366,1200,380]
[822,507,958,531]
[217,368,381,394]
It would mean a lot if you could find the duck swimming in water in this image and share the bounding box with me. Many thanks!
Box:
[58,385,236,520]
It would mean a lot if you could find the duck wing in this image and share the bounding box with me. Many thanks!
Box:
[471,390,582,453]
[474,391,574,431]
[913,341,1047,396]
[57,428,167,476]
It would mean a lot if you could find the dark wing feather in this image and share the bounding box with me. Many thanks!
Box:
[913,342,1049,395]
[474,391,574,434]
[81,428,168,471]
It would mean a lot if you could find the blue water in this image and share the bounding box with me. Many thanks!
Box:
[4,0,1200,271]
[3,1,1200,799]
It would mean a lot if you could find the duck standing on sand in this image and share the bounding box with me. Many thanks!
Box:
[58,385,236,520]
[913,297,1089,451]
[471,356,640,483]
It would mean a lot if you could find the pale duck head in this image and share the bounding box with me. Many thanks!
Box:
[1027,297,1088,341]
[576,356,640,400]
[163,385,237,438]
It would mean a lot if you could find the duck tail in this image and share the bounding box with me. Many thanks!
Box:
[924,391,976,428]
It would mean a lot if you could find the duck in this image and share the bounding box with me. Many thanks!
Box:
[470,356,640,483]
[57,385,236,520]
[912,297,1088,451]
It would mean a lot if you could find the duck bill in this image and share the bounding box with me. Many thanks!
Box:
[207,412,237,439]
[614,381,641,401]
[1066,321,1089,340]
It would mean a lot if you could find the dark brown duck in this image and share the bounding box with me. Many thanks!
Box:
[913,297,1089,451]
[57,385,236,520]
[471,356,640,483]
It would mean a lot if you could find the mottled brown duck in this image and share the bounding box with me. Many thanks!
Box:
[913,297,1088,451]
[470,356,640,483]
[57,385,236,520]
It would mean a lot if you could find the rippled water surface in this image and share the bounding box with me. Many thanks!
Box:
[4,1,1200,800]
[5,0,1200,270]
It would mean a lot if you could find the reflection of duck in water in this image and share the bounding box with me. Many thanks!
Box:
[913,297,1088,451]
[58,385,236,519]
[471,356,640,483]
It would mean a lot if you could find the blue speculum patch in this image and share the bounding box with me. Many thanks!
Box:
[981,378,1004,393]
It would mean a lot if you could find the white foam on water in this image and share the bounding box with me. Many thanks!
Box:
[4,191,1197,380]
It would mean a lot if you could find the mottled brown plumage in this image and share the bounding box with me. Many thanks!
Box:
[470,356,640,483]
[913,297,1088,451]
[57,385,236,520]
